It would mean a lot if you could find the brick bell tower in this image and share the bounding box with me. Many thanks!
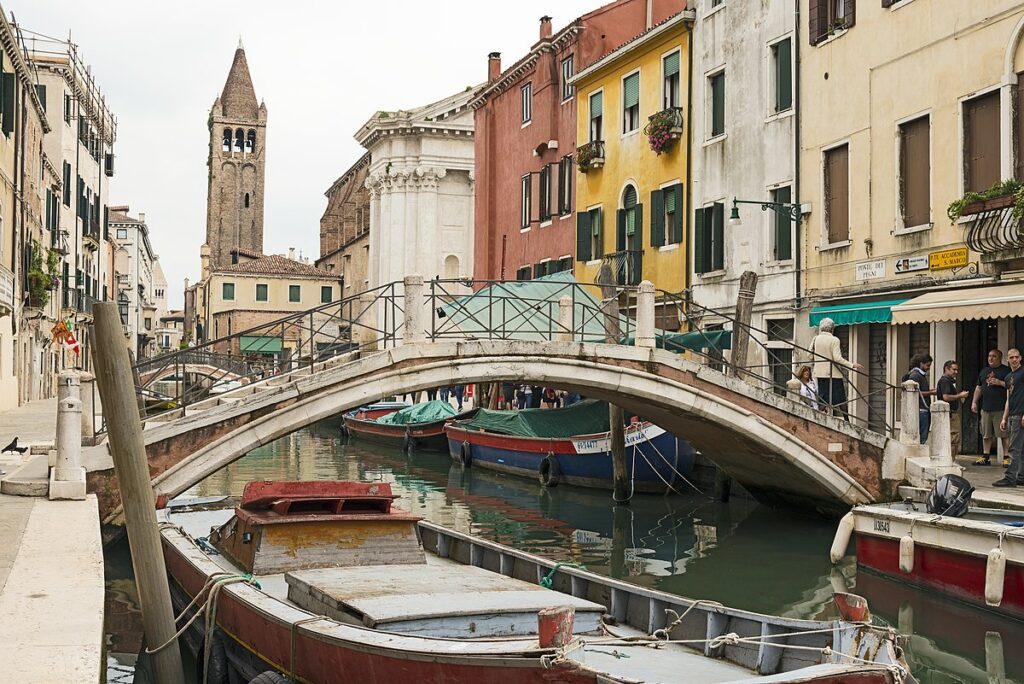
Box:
[204,41,267,271]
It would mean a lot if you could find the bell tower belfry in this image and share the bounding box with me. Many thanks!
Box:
[204,42,266,271]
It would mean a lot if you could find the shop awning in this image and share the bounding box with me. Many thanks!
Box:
[890,283,1024,324]
[808,299,909,327]
[240,335,283,353]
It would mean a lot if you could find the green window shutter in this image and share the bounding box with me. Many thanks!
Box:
[592,208,601,236]
[624,73,640,109]
[321,286,332,303]
[534,262,545,279]
[670,184,684,244]
[616,209,627,251]
[256,283,268,301]
[223,283,234,300]
[664,51,680,78]
[590,92,603,119]
[650,189,665,247]
[592,209,603,257]
[576,210,592,262]
[711,73,725,136]
[289,284,301,302]
[775,186,793,261]
[775,39,792,112]
[712,202,725,271]
[1,71,15,137]
[634,203,643,246]
[694,208,706,273]
[35,84,46,112]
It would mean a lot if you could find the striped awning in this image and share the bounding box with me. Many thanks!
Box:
[890,282,1024,324]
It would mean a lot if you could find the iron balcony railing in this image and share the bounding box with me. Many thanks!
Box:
[962,205,1024,256]
[577,140,605,171]
[602,250,643,286]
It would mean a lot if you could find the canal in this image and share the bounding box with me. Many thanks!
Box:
[105,417,1021,683]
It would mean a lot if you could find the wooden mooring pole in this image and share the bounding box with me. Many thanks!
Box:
[597,264,630,504]
[92,303,185,684]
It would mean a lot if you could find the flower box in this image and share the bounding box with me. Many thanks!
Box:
[960,193,1016,218]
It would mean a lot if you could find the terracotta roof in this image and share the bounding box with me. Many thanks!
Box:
[109,210,143,225]
[580,11,690,75]
[214,254,337,279]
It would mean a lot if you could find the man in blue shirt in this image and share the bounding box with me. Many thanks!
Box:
[971,349,1011,465]
[993,349,1024,487]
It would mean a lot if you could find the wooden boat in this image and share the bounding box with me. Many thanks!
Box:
[445,401,694,492]
[159,480,914,684]
[829,500,1024,620]
[343,400,465,452]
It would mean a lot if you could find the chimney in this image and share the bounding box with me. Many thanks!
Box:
[288,247,296,261]
[646,0,653,29]
[539,16,552,40]
[487,52,501,81]
[184,277,190,290]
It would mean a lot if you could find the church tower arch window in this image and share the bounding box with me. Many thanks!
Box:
[234,128,244,152]
[246,129,256,153]
[222,128,232,152]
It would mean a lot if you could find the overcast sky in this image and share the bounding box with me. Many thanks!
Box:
[16,1,601,308]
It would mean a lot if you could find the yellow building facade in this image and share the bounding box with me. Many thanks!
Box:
[572,13,691,298]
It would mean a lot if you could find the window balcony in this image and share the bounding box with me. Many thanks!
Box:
[644,107,683,155]
[961,194,1024,265]
[602,249,643,287]
[576,140,605,173]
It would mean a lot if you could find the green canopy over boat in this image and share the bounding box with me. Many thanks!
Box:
[453,399,610,438]
[376,400,457,425]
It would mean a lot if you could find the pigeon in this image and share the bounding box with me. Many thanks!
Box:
[1,437,27,454]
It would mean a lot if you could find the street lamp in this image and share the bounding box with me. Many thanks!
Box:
[728,197,804,228]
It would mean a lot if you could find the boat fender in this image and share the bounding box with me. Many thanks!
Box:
[898,535,915,574]
[986,547,1006,607]
[829,512,855,564]
[539,453,561,488]
[460,441,473,468]
[248,671,293,684]
[201,632,230,684]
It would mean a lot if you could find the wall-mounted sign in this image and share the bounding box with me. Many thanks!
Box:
[895,256,928,274]
[855,259,886,281]
[929,247,969,271]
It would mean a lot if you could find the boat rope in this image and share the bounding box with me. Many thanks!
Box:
[638,436,705,496]
[632,446,683,496]
[539,562,588,588]
[202,573,262,684]
[289,615,326,680]
[651,600,722,641]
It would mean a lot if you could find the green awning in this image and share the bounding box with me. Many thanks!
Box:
[808,299,909,327]
[240,335,283,353]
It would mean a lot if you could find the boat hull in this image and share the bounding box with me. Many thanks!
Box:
[445,422,691,493]
[344,413,449,452]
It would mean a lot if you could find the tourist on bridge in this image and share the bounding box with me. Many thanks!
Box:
[936,360,970,459]
[811,318,861,420]
[994,348,1024,488]
[903,354,935,444]
[453,384,466,411]
[795,365,819,411]
[971,348,1010,466]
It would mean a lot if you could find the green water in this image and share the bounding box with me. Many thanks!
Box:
[105,418,1022,683]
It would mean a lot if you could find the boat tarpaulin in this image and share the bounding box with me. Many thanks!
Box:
[808,299,909,327]
[620,329,731,352]
[890,283,1024,324]
[454,399,611,438]
[375,400,457,425]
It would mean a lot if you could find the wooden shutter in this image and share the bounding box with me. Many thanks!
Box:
[775,39,792,112]
[711,202,724,271]
[576,210,592,262]
[965,91,1000,193]
[774,186,792,261]
[633,203,644,248]
[711,73,725,136]
[825,145,850,243]
[670,185,684,244]
[1017,74,1024,182]
[694,207,706,273]
[1,71,14,137]
[616,209,627,251]
[534,263,545,279]
[808,0,828,45]
[843,0,856,29]
[650,189,665,247]
[900,116,930,228]
[593,209,603,258]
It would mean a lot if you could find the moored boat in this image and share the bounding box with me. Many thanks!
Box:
[445,399,694,492]
[343,400,465,452]
[160,480,914,684]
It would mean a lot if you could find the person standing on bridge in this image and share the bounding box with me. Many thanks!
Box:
[903,354,934,444]
[936,360,970,459]
[971,349,1010,466]
[811,318,861,420]
[994,348,1024,488]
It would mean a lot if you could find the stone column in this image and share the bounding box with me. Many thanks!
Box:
[635,281,655,349]
[558,296,573,342]
[55,371,81,480]
[354,291,378,350]
[929,400,953,466]
[403,274,425,342]
[900,380,921,445]
[79,371,96,443]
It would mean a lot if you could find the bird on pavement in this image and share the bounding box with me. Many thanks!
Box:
[1,437,27,454]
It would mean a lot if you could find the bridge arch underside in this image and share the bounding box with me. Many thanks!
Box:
[133,342,889,518]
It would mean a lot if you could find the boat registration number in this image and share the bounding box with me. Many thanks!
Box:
[873,519,890,533]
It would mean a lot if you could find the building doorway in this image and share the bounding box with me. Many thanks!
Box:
[957,318,998,455]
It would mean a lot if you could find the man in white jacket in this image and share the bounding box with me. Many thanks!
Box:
[811,318,862,420]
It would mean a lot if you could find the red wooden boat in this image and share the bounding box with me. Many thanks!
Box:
[159,480,914,684]
[343,401,467,452]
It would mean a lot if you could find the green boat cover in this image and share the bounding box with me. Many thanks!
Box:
[454,399,610,438]
[375,400,457,425]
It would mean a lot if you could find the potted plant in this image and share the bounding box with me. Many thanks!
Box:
[643,108,683,155]
[25,242,62,309]
[576,141,604,173]
[947,179,1024,223]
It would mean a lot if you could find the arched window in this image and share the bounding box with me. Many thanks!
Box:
[244,193,250,208]
[246,129,256,153]
[234,128,244,152]
[444,255,459,279]
[222,128,232,152]
[621,184,637,210]
[618,184,641,284]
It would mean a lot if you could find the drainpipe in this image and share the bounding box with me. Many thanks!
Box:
[684,17,694,315]
[793,0,802,311]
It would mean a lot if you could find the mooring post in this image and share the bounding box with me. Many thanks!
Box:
[929,400,953,466]
[558,295,573,342]
[50,371,87,500]
[730,270,758,380]
[635,280,655,349]
[900,380,921,445]
[597,263,630,504]
[92,303,185,684]
[79,371,96,444]
[403,274,425,343]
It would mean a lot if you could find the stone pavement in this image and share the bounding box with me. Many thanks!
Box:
[956,455,1024,510]
[0,397,57,449]
[0,494,104,682]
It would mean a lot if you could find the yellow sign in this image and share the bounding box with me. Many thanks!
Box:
[929,247,968,271]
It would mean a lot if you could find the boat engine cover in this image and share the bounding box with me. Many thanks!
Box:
[926,474,974,517]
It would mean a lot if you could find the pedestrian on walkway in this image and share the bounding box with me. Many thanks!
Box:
[971,348,1011,466]
[994,348,1024,488]
[427,387,438,401]
[530,384,543,409]
[439,385,451,403]
[936,360,970,459]
[903,354,934,444]
[453,384,465,411]
[516,385,529,410]
[795,365,819,410]
[811,318,862,420]
[500,383,515,409]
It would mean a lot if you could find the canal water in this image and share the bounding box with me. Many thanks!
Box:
[105,417,1021,683]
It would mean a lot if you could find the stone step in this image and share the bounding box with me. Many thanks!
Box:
[0,454,50,497]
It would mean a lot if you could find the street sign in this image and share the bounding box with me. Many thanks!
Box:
[895,256,928,274]
[929,247,968,271]
[855,259,886,281]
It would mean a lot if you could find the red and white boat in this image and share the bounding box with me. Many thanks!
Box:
[830,501,1024,620]
[159,480,914,684]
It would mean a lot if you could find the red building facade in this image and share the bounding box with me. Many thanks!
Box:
[471,0,683,282]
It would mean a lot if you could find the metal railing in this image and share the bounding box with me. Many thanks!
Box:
[963,205,1024,255]
[603,250,643,287]
[577,140,605,170]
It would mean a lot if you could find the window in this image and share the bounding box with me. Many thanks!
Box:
[766,318,795,396]
[289,284,301,302]
[663,50,680,110]
[899,116,930,229]
[35,84,46,112]
[561,56,575,101]
[234,128,244,152]
[809,0,855,45]
[964,91,1000,193]
[521,83,532,124]
[116,228,127,239]
[622,72,640,133]
[557,256,572,273]
[771,39,792,113]
[589,91,603,142]
[321,286,332,303]
[576,206,603,262]
[256,283,268,302]
[709,71,725,137]
[62,162,71,207]
[534,261,551,279]
[246,129,256,153]
[244,193,250,208]
[144,317,152,331]
[770,185,793,261]
[539,164,552,222]
[520,174,532,229]
[694,203,725,274]
[516,265,532,281]
[222,128,232,152]
[824,144,850,244]
[64,93,72,125]
[650,184,684,247]
[558,155,573,215]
